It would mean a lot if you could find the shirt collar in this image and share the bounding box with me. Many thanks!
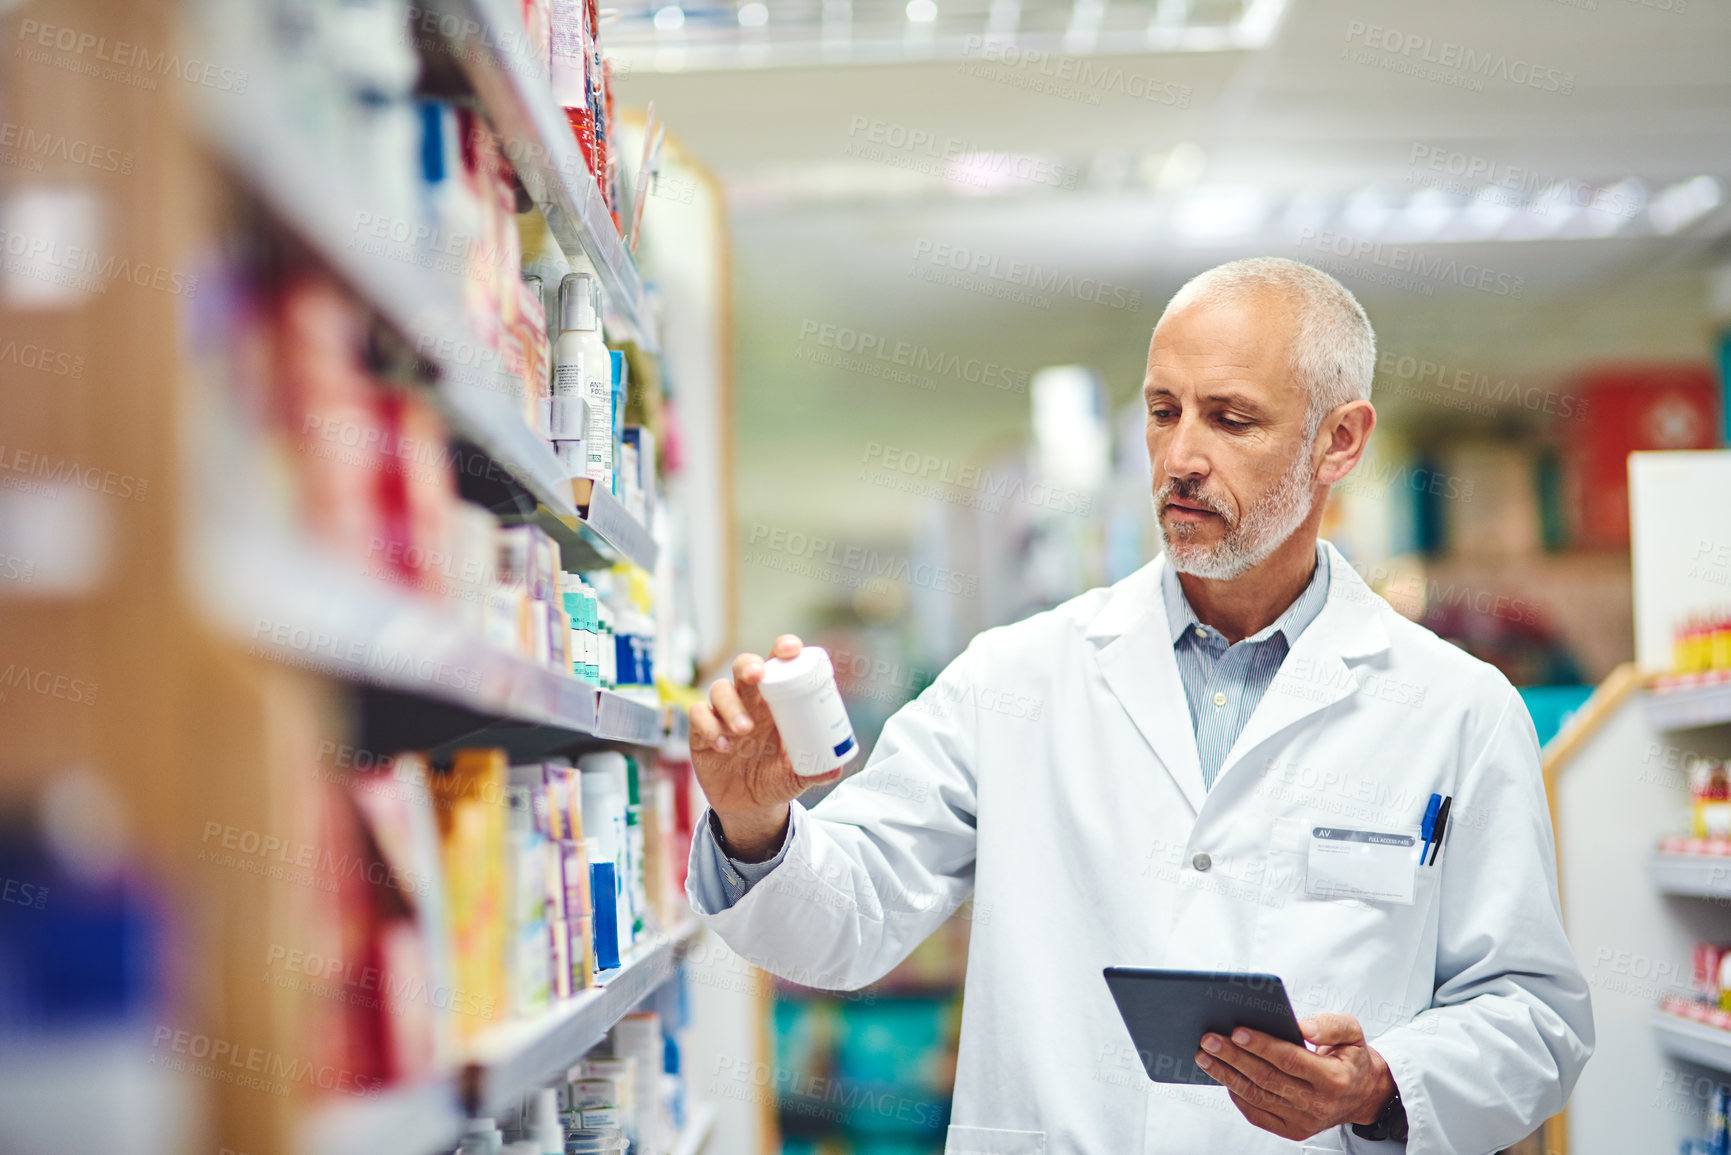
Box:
[1162,542,1331,649]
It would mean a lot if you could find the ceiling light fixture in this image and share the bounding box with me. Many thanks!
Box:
[1650,175,1723,235]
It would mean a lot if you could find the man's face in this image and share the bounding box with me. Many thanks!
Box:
[1143,293,1320,580]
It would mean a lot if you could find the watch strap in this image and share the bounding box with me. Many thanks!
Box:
[1350,1086,1407,1142]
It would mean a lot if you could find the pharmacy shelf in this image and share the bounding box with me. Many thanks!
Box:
[461,920,702,1115]
[425,0,658,353]
[1653,851,1731,897]
[197,527,599,738]
[297,1078,463,1155]
[192,9,460,376]
[1646,674,1731,731]
[671,1102,720,1155]
[1653,1007,1731,1074]
[504,481,659,575]
[576,481,659,571]
[596,689,664,745]
[192,7,582,523]
[438,385,583,522]
[661,705,691,760]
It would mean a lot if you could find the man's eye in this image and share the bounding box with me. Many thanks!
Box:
[1219,417,1251,431]
[1149,407,1176,420]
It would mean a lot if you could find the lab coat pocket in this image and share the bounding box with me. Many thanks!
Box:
[1255,817,1439,1032]
[944,1125,1047,1154]
[1260,817,1423,910]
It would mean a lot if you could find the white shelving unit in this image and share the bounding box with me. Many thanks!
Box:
[461,920,704,1116]
[1652,1009,1731,1075]
[189,2,674,746]
[595,690,664,745]
[1646,678,1731,732]
[1553,455,1731,1153]
[189,2,584,524]
[297,1080,463,1155]
[422,0,658,352]
[505,482,660,575]
[169,6,703,1154]
[1652,852,1731,898]
[297,922,704,1155]
[671,1102,720,1155]
[195,528,602,737]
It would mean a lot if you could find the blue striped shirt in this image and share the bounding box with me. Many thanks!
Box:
[1163,545,1331,791]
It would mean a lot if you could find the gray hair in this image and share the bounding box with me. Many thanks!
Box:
[1157,257,1376,435]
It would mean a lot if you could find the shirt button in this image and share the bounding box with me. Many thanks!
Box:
[1212,691,1227,707]
[1192,852,1212,872]
[1194,626,1208,638]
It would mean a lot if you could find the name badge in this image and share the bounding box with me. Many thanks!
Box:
[1305,826,1418,905]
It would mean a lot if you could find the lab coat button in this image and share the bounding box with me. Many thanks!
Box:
[1192,852,1212,872]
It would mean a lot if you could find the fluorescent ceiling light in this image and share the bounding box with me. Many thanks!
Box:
[1461,186,1517,238]
[1153,143,1207,193]
[653,4,684,30]
[1234,0,1290,44]
[738,2,769,24]
[1173,185,1268,244]
[610,0,1284,72]
[1650,176,1723,235]
[1579,178,1643,237]
[1395,187,1454,239]
[1063,0,1107,53]
[1280,189,1334,238]
[1517,181,1578,239]
[1341,186,1394,236]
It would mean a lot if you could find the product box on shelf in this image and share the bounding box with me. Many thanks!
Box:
[433,749,510,1040]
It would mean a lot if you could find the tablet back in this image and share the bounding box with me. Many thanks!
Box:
[1103,968,1304,1085]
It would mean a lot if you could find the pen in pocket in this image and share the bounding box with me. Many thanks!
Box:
[1426,796,1453,867]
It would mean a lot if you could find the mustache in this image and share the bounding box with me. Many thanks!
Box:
[1158,477,1233,524]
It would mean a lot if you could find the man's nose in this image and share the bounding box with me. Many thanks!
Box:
[1157,414,1210,481]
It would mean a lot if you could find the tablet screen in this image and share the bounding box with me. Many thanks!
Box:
[1103,968,1304,1085]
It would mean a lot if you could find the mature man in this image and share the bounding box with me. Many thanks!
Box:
[688,258,1593,1153]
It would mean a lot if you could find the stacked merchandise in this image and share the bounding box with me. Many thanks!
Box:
[169,3,714,1146]
[197,257,625,690]
[1681,1084,1731,1155]
[538,0,629,231]
[452,1001,693,1155]
[1657,759,1731,855]
[208,0,663,508]
[290,746,696,1102]
[0,782,174,1152]
[1659,943,1731,1033]
[1669,613,1731,686]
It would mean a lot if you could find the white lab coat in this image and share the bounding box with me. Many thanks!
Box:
[691,543,1593,1154]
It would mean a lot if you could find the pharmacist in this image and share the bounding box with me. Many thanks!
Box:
[687,258,1593,1154]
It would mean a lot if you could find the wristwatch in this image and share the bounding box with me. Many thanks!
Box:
[1351,1087,1408,1143]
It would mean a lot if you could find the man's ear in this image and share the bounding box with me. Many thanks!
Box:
[1315,401,1376,486]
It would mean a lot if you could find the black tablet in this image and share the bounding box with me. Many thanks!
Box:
[1102,967,1306,1085]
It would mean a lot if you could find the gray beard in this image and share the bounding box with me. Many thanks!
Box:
[1156,447,1318,581]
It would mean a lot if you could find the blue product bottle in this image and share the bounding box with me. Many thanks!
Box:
[609,350,627,496]
[590,861,620,970]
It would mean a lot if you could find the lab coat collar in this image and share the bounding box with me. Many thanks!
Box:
[1084,540,1390,815]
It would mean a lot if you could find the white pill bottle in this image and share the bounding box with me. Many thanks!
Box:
[758,646,860,776]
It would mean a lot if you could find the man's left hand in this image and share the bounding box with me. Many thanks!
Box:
[1195,1013,1394,1141]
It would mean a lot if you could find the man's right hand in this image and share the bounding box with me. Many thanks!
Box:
[690,634,844,861]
